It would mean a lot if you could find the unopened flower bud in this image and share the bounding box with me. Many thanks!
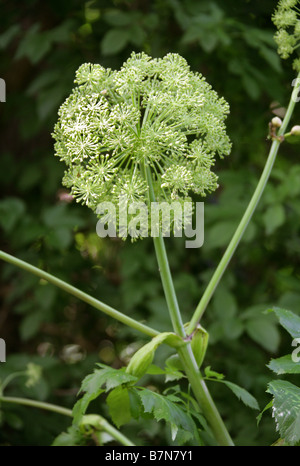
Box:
[271,117,282,128]
[291,125,300,135]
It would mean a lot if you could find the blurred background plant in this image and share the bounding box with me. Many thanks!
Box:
[0,0,299,446]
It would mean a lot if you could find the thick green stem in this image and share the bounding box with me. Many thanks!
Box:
[0,395,135,446]
[186,72,300,335]
[177,345,234,446]
[0,250,159,338]
[145,164,234,446]
[152,236,185,337]
[145,164,185,336]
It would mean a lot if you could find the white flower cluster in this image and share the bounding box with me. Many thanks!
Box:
[53,52,231,235]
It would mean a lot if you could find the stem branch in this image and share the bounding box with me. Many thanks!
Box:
[186,72,300,335]
[0,395,134,446]
[0,250,159,339]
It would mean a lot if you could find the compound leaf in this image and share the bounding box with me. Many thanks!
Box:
[137,388,198,443]
[73,364,137,424]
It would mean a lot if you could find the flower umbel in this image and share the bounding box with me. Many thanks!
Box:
[53,53,231,237]
[272,1,300,69]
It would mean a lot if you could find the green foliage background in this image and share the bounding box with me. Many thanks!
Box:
[0,0,299,446]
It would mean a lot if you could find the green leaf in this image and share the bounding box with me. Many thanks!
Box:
[137,388,198,443]
[205,220,237,249]
[42,204,85,229]
[45,227,73,250]
[164,355,185,381]
[19,311,45,341]
[128,24,146,47]
[101,29,129,55]
[263,204,285,235]
[267,380,300,445]
[0,197,26,233]
[222,381,259,410]
[245,315,280,353]
[146,364,166,375]
[73,365,137,424]
[257,400,273,426]
[272,307,300,339]
[284,131,300,145]
[267,355,300,375]
[259,46,281,72]
[213,288,237,319]
[0,24,20,48]
[15,24,52,64]
[106,386,132,428]
[242,73,260,100]
[165,368,185,383]
[104,10,133,27]
[165,354,183,371]
[82,364,137,393]
[52,425,86,446]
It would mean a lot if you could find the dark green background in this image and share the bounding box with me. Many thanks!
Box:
[0,0,299,446]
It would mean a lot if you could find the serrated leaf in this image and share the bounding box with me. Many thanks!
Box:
[83,364,137,393]
[72,390,105,426]
[73,365,137,424]
[267,380,300,445]
[165,367,185,383]
[106,386,131,428]
[272,307,300,339]
[268,355,300,374]
[52,425,86,446]
[128,387,143,420]
[256,400,273,426]
[137,388,198,443]
[222,381,259,410]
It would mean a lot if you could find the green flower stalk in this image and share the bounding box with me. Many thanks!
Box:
[272,0,300,69]
[53,52,231,238]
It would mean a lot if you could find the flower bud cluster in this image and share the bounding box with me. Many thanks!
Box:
[272,1,300,70]
[53,53,231,236]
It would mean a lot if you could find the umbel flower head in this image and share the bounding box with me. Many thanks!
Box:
[272,0,300,70]
[53,53,231,237]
